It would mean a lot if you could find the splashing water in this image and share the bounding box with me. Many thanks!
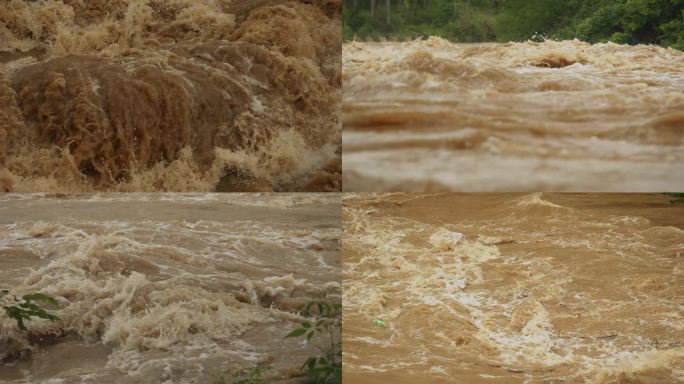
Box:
[0,193,341,383]
[0,0,342,192]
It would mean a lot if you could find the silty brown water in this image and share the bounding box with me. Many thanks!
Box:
[343,38,684,192]
[0,193,341,383]
[343,193,684,383]
[0,0,341,192]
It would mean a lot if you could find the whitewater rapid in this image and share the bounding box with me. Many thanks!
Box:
[343,38,684,191]
[342,193,684,383]
[0,0,341,192]
[0,193,341,383]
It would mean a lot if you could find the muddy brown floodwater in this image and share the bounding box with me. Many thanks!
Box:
[0,193,340,383]
[343,38,684,192]
[0,0,341,192]
[343,193,684,383]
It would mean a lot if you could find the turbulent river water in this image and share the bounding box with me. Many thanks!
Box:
[0,193,341,383]
[0,0,341,192]
[343,38,684,192]
[343,193,684,383]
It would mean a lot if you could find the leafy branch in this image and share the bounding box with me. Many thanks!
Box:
[1,290,60,331]
[286,294,342,384]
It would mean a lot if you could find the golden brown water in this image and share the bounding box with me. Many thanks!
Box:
[342,38,684,191]
[0,193,341,383]
[0,0,341,192]
[343,193,684,383]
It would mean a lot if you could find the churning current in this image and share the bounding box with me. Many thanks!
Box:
[0,0,341,192]
[343,38,684,191]
[343,193,684,383]
[0,193,341,383]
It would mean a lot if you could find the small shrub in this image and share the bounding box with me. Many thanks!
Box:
[286,294,341,384]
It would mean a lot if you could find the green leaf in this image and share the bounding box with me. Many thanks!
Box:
[302,357,317,371]
[285,328,307,338]
[372,318,386,327]
[2,292,60,332]
[22,293,58,305]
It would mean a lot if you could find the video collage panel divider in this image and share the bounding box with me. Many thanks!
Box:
[1,1,684,383]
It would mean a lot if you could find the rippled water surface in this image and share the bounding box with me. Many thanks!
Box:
[0,0,341,192]
[0,193,340,383]
[343,39,684,191]
[343,193,684,383]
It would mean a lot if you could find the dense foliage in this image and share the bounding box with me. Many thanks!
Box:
[343,0,684,49]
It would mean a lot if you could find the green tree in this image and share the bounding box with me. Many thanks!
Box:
[342,0,684,49]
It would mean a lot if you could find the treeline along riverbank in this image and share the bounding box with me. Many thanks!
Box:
[343,0,684,49]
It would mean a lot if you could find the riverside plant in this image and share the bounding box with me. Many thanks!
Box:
[1,290,60,331]
[285,294,342,384]
[216,294,341,384]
